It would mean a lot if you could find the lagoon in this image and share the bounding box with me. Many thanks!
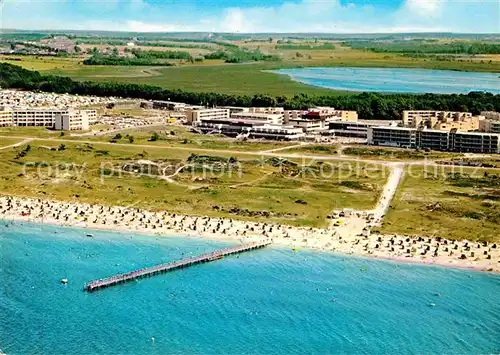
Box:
[272,67,500,94]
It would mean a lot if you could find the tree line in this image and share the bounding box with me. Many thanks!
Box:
[1,62,498,120]
[347,40,500,55]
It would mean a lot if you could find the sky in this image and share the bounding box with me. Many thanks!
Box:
[1,0,499,33]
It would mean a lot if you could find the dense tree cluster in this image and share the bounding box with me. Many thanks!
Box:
[1,62,499,120]
[347,40,500,55]
[130,49,193,61]
[203,48,280,63]
[82,54,175,66]
[275,43,335,50]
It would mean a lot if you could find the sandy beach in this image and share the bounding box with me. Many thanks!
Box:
[1,195,498,273]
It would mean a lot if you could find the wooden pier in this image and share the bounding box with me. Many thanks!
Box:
[84,241,271,292]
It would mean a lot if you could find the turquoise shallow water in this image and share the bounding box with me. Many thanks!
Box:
[1,221,499,354]
[271,67,500,94]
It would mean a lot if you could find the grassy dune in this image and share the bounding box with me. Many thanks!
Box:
[0,141,387,227]
[378,166,500,242]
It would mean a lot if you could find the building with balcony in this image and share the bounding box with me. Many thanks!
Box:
[367,126,417,148]
[0,110,13,127]
[449,131,500,154]
[55,111,90,131]
[186,108,230,124]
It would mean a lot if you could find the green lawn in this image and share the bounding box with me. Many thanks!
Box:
[0,137,24,148]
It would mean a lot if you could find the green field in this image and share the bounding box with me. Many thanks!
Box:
[378,166,500,242]
[2,40,500,97]
[0,141,387,227]
[0,137,25,148]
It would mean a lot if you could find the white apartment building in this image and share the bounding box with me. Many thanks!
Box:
[185,108,230,124]
[12,108,70,127]
[231,112,283,125]
[0,110,12,127]
[82,109,98,124]
[9,108,97,130]
[55,111,90,131]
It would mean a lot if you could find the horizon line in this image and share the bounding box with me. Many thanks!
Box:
[2,29,499,36]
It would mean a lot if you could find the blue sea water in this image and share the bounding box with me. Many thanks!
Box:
[271,67,500,94]
[1,221,499,354]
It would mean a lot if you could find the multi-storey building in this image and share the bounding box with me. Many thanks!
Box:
[416,129,450,151]
[185,108,230,124]
[327,121,372,138]
[481,111,500,121]
[231,112,283,125]
[402,110,473,128]
[368,126,500,153]
[449,131,500,154]
[367,126,416,148]
[479,119,500,134]
[1,107,95,130]
[12,108,71,127]
[195,119,304,141]
[55,111,90,131]
[0,110,13,127]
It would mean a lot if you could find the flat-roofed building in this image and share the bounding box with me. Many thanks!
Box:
[328,121,371,138]
[368,126,500,153]
[0,110,13,127]
[367,126,416,148]
[231,112,283,125]
[479,119,500,133]
[416,129,450,151]
[195,118,304,141]
[247,107,284,114]
[12,108,70,127]
[82,109,98,124]
[481,111,500,121]
[289,118,326,133]
[55,111,90,131]
[450,131,500,154]
[186,108,230,124]
[152,101,187,111]
[403,110,472,128]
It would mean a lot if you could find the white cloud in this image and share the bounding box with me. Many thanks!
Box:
[404,0,441,15]
[1,0,498,33]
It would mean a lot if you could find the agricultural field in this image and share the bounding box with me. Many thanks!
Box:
[378,166,500,242]
[0,141,388,227]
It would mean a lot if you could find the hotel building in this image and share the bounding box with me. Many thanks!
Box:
[368,126,500,153]
[55,111,90,131]
[0,110,12,127]
[185,108,230,124]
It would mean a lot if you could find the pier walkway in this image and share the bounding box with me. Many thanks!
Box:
[85,241,271,292]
